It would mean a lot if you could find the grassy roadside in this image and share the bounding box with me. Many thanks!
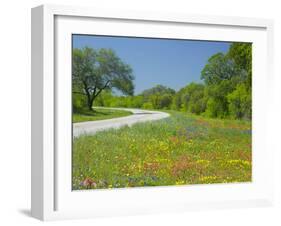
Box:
[72,110,251,190]
[73,107,133,123]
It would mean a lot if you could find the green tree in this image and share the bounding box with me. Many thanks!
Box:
[72,47,135,110]
[227,43,252,119]
[142,85,175,109]
[227,83,251,119]
[204,80,233,118]
[201,51,250,119]
[180,83,206,114]
[159,94,173,109]
[128,95,144,108]
[201,53,244,86]
[142,84,175,97]
[228,43,252,90]
[149,95,162,109]
[172,91,183,110]
[142,102,153,109]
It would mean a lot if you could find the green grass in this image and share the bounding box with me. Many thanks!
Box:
[73,107,132,123]
[72,110,251,190]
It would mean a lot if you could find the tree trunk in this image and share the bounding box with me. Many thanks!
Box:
[87,99,92,111]
[85,92,94,111]
[85,83,109,111]
[87,97,95,111]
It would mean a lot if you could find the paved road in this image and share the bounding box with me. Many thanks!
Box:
[73,107,170,137]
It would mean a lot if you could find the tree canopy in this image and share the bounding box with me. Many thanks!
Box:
[141,85,175,109]
[201,52,246,86]
[227,43,252,90]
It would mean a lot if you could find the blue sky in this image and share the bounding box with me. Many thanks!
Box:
[73,35,231,94]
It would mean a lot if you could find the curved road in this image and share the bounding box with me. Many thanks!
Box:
[73,107,170,137]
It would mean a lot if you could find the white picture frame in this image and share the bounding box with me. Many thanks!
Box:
[31,4,274,221]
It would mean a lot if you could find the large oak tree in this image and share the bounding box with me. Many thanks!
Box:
[72,47,135,110]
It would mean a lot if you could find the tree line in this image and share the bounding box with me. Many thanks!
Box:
[73,43,252,120]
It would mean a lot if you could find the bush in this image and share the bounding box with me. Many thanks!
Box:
[205,98,226,118]
[73,94,87,111]
[142,102,154,109]
[176,83,206,115]
[227,84,251,119]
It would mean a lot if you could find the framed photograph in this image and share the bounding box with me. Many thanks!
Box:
[31,4,274,221]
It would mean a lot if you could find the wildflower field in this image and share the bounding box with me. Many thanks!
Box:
[72,111,251,190]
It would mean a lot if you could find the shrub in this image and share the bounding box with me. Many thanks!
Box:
[227,84,251,119]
